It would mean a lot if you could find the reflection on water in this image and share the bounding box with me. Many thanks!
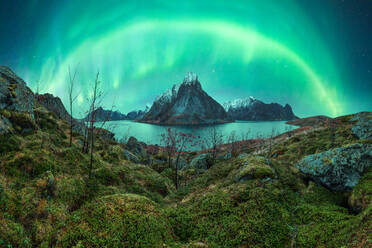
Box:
[101,120,294,147]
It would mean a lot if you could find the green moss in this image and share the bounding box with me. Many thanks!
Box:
[5,150,55,178]
[349,170,372,212]
[0,109,11,119]
[57,194,175,247]
[7,111,37,132]
[238,156,275,180]
[0,214,31,248]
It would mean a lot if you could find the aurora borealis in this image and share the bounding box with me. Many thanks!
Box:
[1,0,371,117]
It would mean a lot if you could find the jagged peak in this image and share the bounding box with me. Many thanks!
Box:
[181,72,202,90]
[223,97,257,111]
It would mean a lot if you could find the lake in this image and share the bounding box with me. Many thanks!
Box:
[100,120,295,148]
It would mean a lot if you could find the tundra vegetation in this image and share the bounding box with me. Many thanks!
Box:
[0,69,371,247]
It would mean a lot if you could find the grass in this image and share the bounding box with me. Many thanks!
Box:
[0,108,370,247]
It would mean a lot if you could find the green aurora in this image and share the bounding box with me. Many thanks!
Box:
[1,0,371,117]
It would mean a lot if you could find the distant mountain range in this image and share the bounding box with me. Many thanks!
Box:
[139,72,298,125]
[140,72,230,125]
[223,97,298,121]
[84,106,149,121]
[82,72,298,124]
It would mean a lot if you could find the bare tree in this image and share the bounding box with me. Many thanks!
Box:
[228,131,239,157]
[267,127,276,158]
[240,129,251,142]
[206,126,224,166]
[87,71,103,180]
[68,66,80,147]
[161,128,177,169]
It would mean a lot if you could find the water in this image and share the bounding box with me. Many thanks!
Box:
[100,120,294,148]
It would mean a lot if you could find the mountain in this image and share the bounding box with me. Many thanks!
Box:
[223,97,298,121]
[126,105,150,120]
[85,107,127,121]
[141,72,230,125]
[36,93,71,121]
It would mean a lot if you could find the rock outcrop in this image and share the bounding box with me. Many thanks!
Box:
[296,144,372,191]
[141,72,230,125]
[0,66,36,134]
[36,93,71,121]
[224,97,298,121]
[0,66,35,116]
[36,93,85,135]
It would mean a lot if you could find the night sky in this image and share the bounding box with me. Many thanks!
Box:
[0,0,371,117]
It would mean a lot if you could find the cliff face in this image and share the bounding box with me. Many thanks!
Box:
[0,66,35,116]
[141,73,230,125]
[223,97,298,121]
[36,93,71,121]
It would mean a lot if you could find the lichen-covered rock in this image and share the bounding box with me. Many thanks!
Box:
[57,194,174,247]
[296,144,372,191]
[123,149,140,163]
[351,112,372,140]
[0,115,12,134]
[173,157,188,170]
[187,153,211,170]
[0,66,34,117]
[237,156,275,181]
[126,136,146,157]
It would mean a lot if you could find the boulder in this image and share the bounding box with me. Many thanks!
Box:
[296,144,372,191]
[237,156,275,182]
[0,115,12,134]
[126,136,146,157]
[0,66,34,117]
[188,153,211,170]
[351,112,372,140]
[123,149,140,164]
[173,157,188,170]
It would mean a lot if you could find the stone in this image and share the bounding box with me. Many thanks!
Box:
[173,157,188,170]
[124,149,140,164]
[237,156,275,182]
[126,136,146,158]
[0,66,34,117]
[0,115,12,135]
[296,143,372,191]
[188,153,211,170]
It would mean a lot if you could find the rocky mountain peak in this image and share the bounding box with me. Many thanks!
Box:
[141,73,230,125]
[181,72,201,90]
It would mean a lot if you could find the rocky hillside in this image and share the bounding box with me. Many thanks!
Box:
[0,66,371,247]
[141,72,230,125]
[224,97,298,121]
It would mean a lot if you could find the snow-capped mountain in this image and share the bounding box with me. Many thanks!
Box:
[223,97,257,112]
[223,97,298,121]
[141,72,230,125]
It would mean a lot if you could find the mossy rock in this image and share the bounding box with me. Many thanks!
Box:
[237,156,275,181]
[7,111,37,132]
[57,193,175,247]
[348,169,372,213]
